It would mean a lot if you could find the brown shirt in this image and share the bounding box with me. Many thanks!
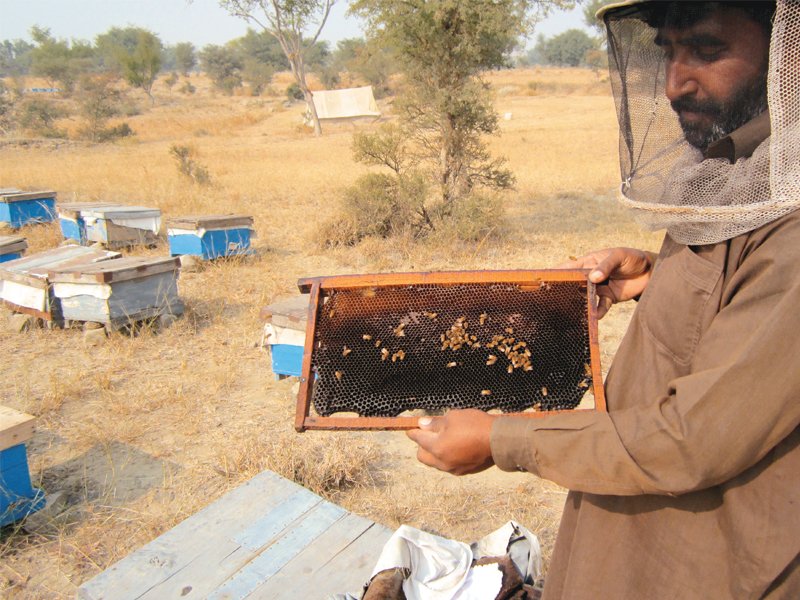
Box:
[491,200,800,597]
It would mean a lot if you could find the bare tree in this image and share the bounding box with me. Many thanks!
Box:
[220,0,334,136]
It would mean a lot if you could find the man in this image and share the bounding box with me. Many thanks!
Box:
[408,1,800,598]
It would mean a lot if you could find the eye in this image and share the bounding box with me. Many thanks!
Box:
[693,46,723,62]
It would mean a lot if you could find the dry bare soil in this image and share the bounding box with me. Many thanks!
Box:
[0,68,662,597]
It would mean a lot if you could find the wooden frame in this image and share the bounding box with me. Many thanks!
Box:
[295,270,606,431]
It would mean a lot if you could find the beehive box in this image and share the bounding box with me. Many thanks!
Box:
[167,214,255,260]
[80,205,161,249]
[50,256,183,329]
[0,246,121,322]
[261,295,309,379]
[1,406,46,527]
[0,190,57,228]
[0,235,27,263]
[57,202,119,244]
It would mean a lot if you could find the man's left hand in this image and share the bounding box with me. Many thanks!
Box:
[406,409,496,475]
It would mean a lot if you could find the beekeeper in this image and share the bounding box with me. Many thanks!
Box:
[408,1,800,597]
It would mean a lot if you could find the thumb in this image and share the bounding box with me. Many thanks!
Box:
[417,416,440,430]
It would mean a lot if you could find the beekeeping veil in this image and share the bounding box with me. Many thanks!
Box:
[599,0,799,245]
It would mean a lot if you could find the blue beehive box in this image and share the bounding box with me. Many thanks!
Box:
[167,215,254,260]
[0,235,27,263]
[0,190,57,228]
[0,406,45,527]
[57,202,118,244]
[261,296,308,379]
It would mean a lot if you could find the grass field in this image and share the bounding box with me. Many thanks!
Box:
[0,67,662,597]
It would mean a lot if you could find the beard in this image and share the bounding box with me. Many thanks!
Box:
[671,72,768,151]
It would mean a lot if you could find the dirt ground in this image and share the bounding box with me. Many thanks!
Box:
[0,68,662,598]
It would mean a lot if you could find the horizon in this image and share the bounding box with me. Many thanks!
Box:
[0,0,591,50]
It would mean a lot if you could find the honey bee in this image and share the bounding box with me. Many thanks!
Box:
[479,312,488,325]
[505,327,514,335]
[342,346,352,356]
[507,364,514,374]
[425,311,438,319]
[524,365,533,372]
[335,371,343,381]
[362,334,372,341]
[397,349,406,360]
[486,355,498,366]
[584,363,592,377]
[446,361,457,368]
[578,380,589,389]
[329,310,335,318]
[375,340,382,347]
[541,386,548,396]
[394,323,406,337]
[381,348,390,360]
[361,288,376,298]
[481,389,492,396]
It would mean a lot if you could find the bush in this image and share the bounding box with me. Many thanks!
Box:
[170,144,211,185]
[180,80,196,95]
[90,122,135,142]
[286,82,304,101]
[318,172,426,247]
[16,97,67,138]
[434,192,506,243]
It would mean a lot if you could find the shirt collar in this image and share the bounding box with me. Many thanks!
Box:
[704,111,771,162]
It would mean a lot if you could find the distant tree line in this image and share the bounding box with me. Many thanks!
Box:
[0,25,398,100]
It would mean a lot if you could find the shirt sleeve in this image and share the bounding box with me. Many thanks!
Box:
[491,218,800,496]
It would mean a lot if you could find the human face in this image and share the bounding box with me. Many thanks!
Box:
[656,6,770,150]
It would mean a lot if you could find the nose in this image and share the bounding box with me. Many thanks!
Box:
[665,57,699,102]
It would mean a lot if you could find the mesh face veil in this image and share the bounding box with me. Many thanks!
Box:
[602,0,800,245]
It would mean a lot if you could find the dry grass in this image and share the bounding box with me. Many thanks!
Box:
[0,67,662,598]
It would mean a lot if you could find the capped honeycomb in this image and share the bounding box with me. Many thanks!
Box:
[307,279,595,418]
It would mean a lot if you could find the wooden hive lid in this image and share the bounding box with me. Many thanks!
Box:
[260,295,309,330]
[167,214,254,230]
[0,405,36,451]
[49,256,181,284]
[0,190,57,203]
[57,201,120,218]
[0,235,27,254]
[80,205,161,219]
[0,246,121,287]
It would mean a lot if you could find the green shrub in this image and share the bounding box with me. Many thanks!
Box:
[17,97,67,138]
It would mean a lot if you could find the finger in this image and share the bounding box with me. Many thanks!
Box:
[596,294,613,319]
[406,427,439,450]
[417,416,441,431]
[416,447,445,471]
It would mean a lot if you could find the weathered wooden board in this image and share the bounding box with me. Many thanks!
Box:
[0,190,57,203]
[260,295,309,332]
[0,246,121,317]
[49,256,180,284]
[0,406,36,452]
[0,235,28,257]
[77,470,391,600]
[166,214,254,231]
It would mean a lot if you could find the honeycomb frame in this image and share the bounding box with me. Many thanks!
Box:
[295,270,606,431]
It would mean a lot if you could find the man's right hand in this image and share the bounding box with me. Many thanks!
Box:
[559,248,655,318]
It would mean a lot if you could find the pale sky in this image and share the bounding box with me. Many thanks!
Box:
[0,0,590,48]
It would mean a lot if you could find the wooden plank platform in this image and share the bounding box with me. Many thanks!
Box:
[77,470,391,600]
